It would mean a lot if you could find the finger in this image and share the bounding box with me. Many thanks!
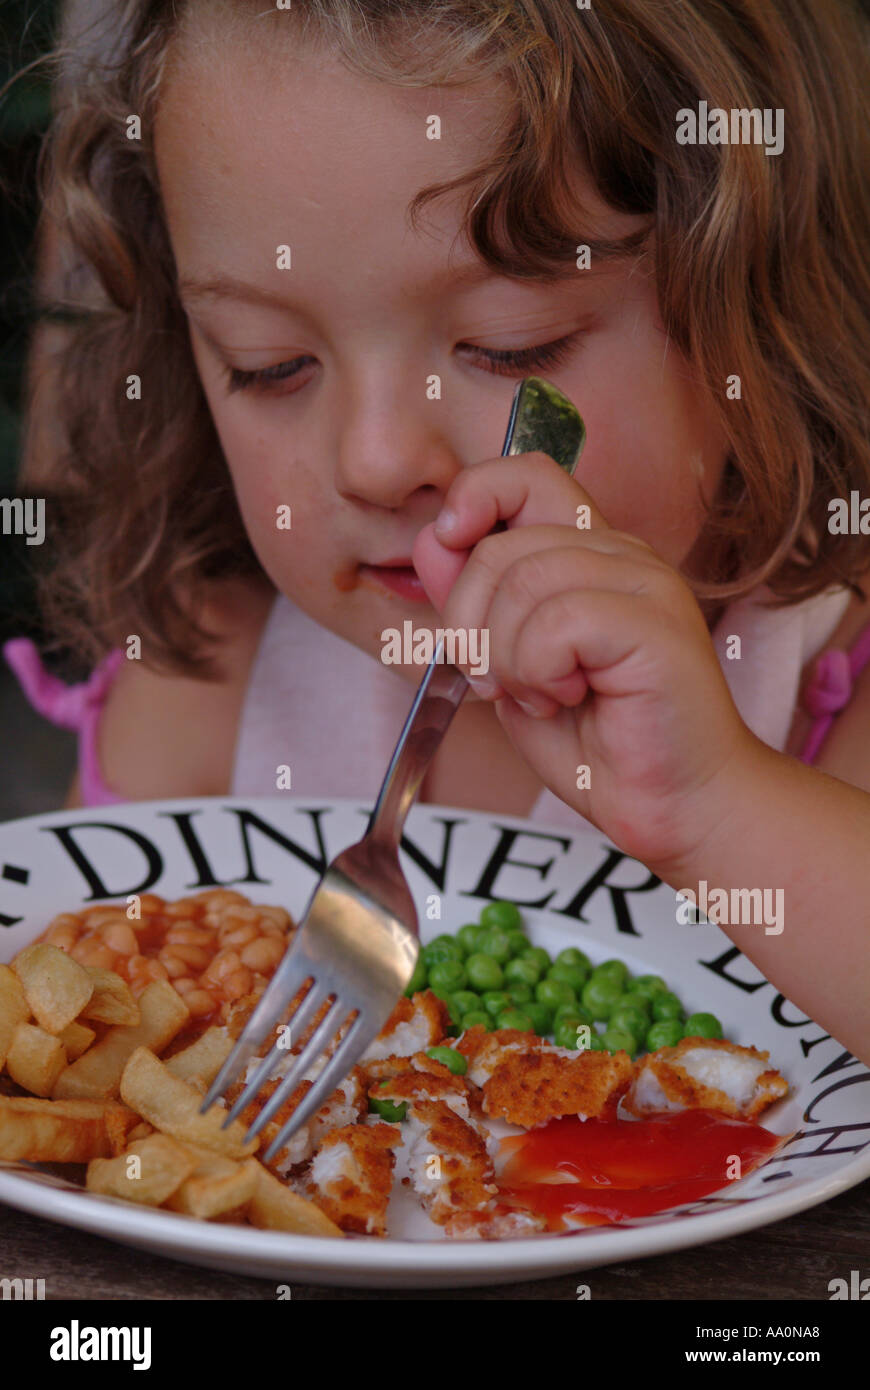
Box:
[433,451,612,550]
[412,521,467,613]
[442,529,660,673]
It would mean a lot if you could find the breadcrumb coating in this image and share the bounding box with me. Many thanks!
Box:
[306,1122,401,1236]
[622,1038,788,1120]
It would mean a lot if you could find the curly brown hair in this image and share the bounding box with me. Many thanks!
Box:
[11,0,870,678]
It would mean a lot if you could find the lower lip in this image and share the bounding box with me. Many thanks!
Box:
[359,564,428,601]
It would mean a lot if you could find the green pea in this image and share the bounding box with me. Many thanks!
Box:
[646,1019,684,1050]
[479,901,523,932]
[553,1002,593,1027]
[442,994,463,1026]
[683,1012,723,1040]
[426,1045,468,1075]
[504,956,541,988]
[507,981,533,1006]
[609,1002,650,1039]
[369,1090,408,1123]
[423,935,465,965]
[522,1001,553,1035]
[627,974,668,1001]
[591,959,630,987]
[476,926,513,964]
[505,929,530,957]
[535,977,577,1010]
[465,953,504,992]
[460,1011,492,1031]
[581,974,623,1021]
[428,959,467,996]
[580,1032,607,1052]
[495,1009,535,1032]
[449,990,482,1018]
[652,991,685,1022]
[554,947,592,975]
[599,1026,637,1055]
[547,962,589,994]
[519,947,551,974]
[554,1015,592,1050]
[403,956,428,997]
[481,990,512,1018]
[456,923,485,955]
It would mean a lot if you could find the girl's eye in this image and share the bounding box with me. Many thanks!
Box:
[223,329,583,395]
[459,329,584,377]
[225,357,316,394]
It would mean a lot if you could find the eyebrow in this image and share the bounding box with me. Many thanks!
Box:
[178,262,527,310]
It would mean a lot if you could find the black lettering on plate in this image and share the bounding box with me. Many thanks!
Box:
[42,821,164,899]
[699,946,768,995]
[553,849,660,936]
[462,826,572,908]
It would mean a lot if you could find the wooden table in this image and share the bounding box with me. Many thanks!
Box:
[3,1176,867,1300]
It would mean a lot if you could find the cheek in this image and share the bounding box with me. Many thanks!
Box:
[571,331,725,566]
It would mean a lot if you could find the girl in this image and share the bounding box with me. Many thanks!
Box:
[4,0,870,1063]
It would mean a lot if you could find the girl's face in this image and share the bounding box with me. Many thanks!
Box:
[155,35,728,675]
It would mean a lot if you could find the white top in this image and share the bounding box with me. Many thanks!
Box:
[230,583,851,835]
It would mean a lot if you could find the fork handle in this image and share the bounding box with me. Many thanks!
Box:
[365,643,468,848]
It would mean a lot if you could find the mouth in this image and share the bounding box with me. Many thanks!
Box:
[358,558,428,602]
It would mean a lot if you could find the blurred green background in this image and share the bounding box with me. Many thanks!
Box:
[1,0,60,647]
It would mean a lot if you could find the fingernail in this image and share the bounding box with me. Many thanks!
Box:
[435,508,459,536]
[515,696,550,718]
[468,675,498,697]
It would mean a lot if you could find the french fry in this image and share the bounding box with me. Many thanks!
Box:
[12,943,92,1035]
[57,1020,96,1061]
[164,1147,259,1219]
[163,1027,233,1088]
[80,967,140,1027]
[53,981,189,1100]
[119,1047,258,1159]
[5,1022,67,1097]
[0,1096,139,1162]
[248,1161,344,1237]
[87,1133,197,1206]
[0,965,29,1068]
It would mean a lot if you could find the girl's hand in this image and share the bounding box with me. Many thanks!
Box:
[412,452,757,874]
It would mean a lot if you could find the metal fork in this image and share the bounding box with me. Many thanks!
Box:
[201,377,585,1162]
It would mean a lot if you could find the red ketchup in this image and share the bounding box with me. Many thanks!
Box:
[497,1109,786,1230]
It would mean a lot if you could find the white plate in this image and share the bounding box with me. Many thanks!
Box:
[0,796,867,1290]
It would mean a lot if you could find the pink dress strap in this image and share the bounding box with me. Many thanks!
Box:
[2,638,125,805]
[797,618,870,765]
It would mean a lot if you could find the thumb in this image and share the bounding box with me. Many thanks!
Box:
[412,522,469,612]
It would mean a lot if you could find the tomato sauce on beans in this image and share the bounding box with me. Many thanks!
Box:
[35,890,293,1037]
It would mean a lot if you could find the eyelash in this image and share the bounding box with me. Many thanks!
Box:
[224,330,583,394]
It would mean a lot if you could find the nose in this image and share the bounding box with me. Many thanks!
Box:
[333,376,461,513]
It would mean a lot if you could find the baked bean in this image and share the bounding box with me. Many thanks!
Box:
[172,977,196,996]
[257,905,292,930]
[143,959,169,982]
[185,989,217,1017]
[158,948,190,978]
[168,943,212,970]
[82,906,129,929]
[43,923,80,951]
[137,894,166,914]
[102,922,138,955]
[240,936,285,972]
[220,923,260,949]
[204,950,241,982]
[221,966,253,1001]
[198,890,250,909]
[165,923,212,946]
[164,898,207,919]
